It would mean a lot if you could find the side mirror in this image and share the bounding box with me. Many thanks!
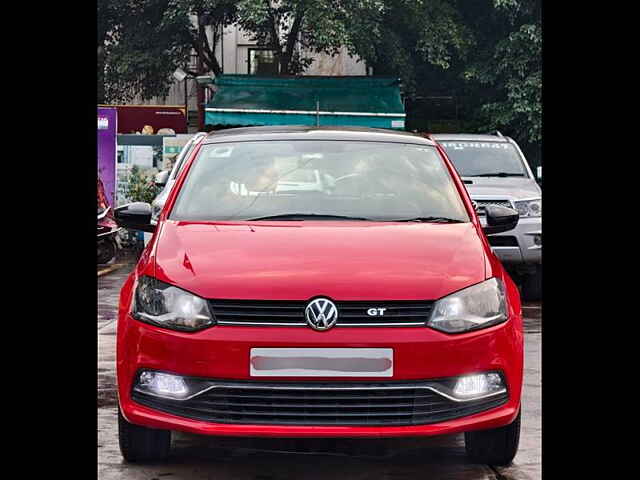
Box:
[483,205,519,235]
[155,170,170,188]
[114,202,155,233]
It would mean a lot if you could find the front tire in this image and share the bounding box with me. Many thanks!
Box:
[465,411,520,466]
[118,408,171,462]
[97,238,117,265]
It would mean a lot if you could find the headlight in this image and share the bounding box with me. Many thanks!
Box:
[453,372,505,398]
[428,278,508,333]
[513,198,541,217]
[132,276,215,331]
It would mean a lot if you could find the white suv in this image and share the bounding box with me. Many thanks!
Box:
[430,132,541,300]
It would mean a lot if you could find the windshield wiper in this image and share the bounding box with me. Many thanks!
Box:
[387,217,465,223]
[246,213,373,221]
[467,172,525,177]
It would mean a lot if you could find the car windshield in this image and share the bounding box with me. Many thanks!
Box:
[169,140,469,222]
[438,141,528,177]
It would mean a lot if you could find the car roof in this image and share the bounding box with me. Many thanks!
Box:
[429,133,510,143]
[203,126,436,146]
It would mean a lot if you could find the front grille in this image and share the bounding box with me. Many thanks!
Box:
[132,380,508,426]
[474,199,513,215]
[209,300,434,327]
[487,236,519,247]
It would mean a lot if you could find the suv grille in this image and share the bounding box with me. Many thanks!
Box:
[474,200,513,215]
[132,380,508,426]
[487,236,518,247]
[209,300,434,327]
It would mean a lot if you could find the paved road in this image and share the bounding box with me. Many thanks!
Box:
[98,264,541,479]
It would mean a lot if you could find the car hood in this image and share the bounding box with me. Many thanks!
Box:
[153,220,487,301]
[462,177,541,200]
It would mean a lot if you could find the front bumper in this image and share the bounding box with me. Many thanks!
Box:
[481,216,541,265]
[117,312,523,438]
[123,397,519,438]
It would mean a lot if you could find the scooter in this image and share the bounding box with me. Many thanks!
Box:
[98,205,120,265]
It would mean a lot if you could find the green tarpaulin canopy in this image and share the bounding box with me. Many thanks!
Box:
[205,75,406,130]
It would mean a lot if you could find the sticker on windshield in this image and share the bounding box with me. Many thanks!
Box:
[208,146,234,158]
[441,142,509,150]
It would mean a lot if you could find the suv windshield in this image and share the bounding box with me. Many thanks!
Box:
[438,141,528,177]
[170,140,469,222]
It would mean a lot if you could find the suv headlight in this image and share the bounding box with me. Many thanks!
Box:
[428,278,508,333]
[513,198,541,217]
[132,276,215,331]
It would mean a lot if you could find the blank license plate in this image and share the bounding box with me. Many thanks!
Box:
[250,348,393,377]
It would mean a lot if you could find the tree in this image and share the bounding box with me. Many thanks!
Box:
[99,1,361,99]
[235,0,357,75]
[462,0,542,145]
[125,165,160,204]
[342,0,541,151]
[341,0,472,96]
[101,0,237,103]
[98,0,126,103]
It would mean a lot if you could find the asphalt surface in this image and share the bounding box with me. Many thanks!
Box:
[98,263,541,480]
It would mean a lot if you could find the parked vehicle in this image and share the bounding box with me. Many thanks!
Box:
[151,132,208,224]
[115,126,523,465]
[142,133,208,247]
[428,133,541,300]
[97,177,120,265]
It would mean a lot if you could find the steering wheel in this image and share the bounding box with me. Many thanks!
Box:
[333,170,424,216]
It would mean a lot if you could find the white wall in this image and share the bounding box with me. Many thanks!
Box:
[304,47,367,76]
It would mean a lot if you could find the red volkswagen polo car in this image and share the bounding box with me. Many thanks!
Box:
[114,126,523,465]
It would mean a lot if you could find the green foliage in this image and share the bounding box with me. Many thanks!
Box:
[125,166,160,204]
[235,0,354,74]
[340,0,472,95]
[101,0,237,103]
[459,1,541,146]
[343,0,541,149]
[99,0,542,154]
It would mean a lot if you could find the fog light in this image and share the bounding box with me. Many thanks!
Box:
[453,372,504,398]
[134,371,189,399]
[533,234,541,246]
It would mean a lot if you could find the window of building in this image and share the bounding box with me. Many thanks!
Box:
[248,49,279,75]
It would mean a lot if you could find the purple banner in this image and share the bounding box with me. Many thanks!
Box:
[98,107,117,208]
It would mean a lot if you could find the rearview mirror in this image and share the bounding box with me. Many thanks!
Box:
[114,202,155,233]
[483,205,519,235]
[155,170,170,188]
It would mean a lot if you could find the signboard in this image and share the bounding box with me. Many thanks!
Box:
[100,105,187,134]
[97,107,117,208]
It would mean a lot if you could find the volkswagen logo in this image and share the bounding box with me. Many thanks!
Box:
[305,298,338,331]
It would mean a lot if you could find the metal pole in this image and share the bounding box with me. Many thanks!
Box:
[197,55,205,131]
[220,23,224,74]
[184,79,188,133]
[316,99,320,127]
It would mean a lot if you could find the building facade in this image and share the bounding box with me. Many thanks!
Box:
[132,23,367,130]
